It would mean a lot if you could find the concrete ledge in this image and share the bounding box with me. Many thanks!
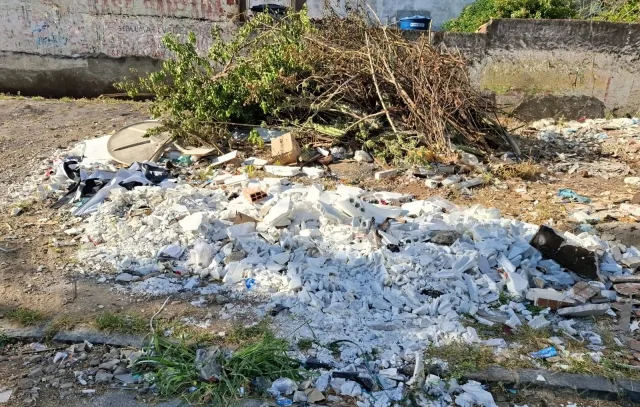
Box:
[0,320,147,348]
[465,366,640,401]
[0,52,162,98]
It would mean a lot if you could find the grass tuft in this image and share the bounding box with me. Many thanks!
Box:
[44,314,82,340]
[297,338,314,351]
[424,341,494,380]
[5,308,44,326]
[94,312,147,334]
[493,160,542,180]
[136,330,302,405]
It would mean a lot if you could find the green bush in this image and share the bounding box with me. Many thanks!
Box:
[117,9,312,147]
[443,0,639,32]
[443,0,576,32]
[592,0,640,22]
[442,0,498,32]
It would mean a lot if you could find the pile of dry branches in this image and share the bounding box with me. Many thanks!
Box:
[293,13,510,161]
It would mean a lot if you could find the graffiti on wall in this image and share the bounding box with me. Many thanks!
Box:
[91,0,234,21]
[100,17,220,58]
[0,1,236,58]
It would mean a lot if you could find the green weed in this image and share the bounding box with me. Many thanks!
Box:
[424,341,494,380]
[44,314,82,340]
[5,308,44,326]
[94,312,147,334]
[136,332,302,405]
[297,338,314,351]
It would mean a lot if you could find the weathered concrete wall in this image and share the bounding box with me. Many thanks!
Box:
[0,0,239,97]
[433,19,640,119]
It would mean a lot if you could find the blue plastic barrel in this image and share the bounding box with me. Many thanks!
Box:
[397,15,431,31]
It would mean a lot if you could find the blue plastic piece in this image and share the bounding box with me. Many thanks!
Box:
[557,188,591,203]
[398,15,431,31]
[530,346,557,359]
[276,397,293,406]
[245,278,257,290]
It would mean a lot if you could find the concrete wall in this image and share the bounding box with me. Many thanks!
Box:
[306,0,475,29]
[433,19,640,119]
[2,2,639,119]
[0,0,239,97]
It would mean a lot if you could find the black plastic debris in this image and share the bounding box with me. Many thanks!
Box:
[530,225,599,280]
[304,358,333,370]
[331,371,376,392]
[50,161,171,210]
[250,4,288,14]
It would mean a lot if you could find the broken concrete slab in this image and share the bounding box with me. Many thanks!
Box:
[264,165,302,177]
[375,169,398,180]
[526,288,576,310]
[569,281,600,303]
[463,366,638,401]
[622,257,640,270]
[557,303,610,317]
[610,275,640,284]
[614,283,640,297]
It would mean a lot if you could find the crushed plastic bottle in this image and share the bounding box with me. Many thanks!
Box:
[245,278,257,290]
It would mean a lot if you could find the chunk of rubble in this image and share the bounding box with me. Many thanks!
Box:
[568,281,602,303]
[557,304,610,317]
[526,288,576,310]
[614,283,640,297]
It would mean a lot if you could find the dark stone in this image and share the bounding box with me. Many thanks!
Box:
[399,364,415,377]
[513,95,606,121]
[430,231,462,246]
[426,363,445,377]
[530,225,599,280]
[421,289,444,298]
[268,304,288,317]
[616,378,640,402]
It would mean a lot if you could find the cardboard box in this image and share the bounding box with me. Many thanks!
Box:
[271,133,301,165]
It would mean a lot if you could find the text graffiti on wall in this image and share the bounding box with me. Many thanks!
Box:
[92,0,224,20]
[35,35,69,46]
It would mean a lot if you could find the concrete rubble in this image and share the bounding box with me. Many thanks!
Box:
[8,118,640,406]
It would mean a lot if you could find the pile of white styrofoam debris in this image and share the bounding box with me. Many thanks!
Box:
[64,167,640,404]
[22,125,639,407]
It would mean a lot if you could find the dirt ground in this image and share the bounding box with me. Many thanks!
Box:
[0,97,639,406]
[1,96,639,331]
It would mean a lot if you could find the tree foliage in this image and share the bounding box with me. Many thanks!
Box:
[442,0,638,32]
[117,9,312,147]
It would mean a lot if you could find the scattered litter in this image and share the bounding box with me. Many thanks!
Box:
[271,133,301,165]
[107,121,170,165]
[0,390,12,403]
[455,381,497,407]
[530,346,557,359]
[557,189,591,203]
